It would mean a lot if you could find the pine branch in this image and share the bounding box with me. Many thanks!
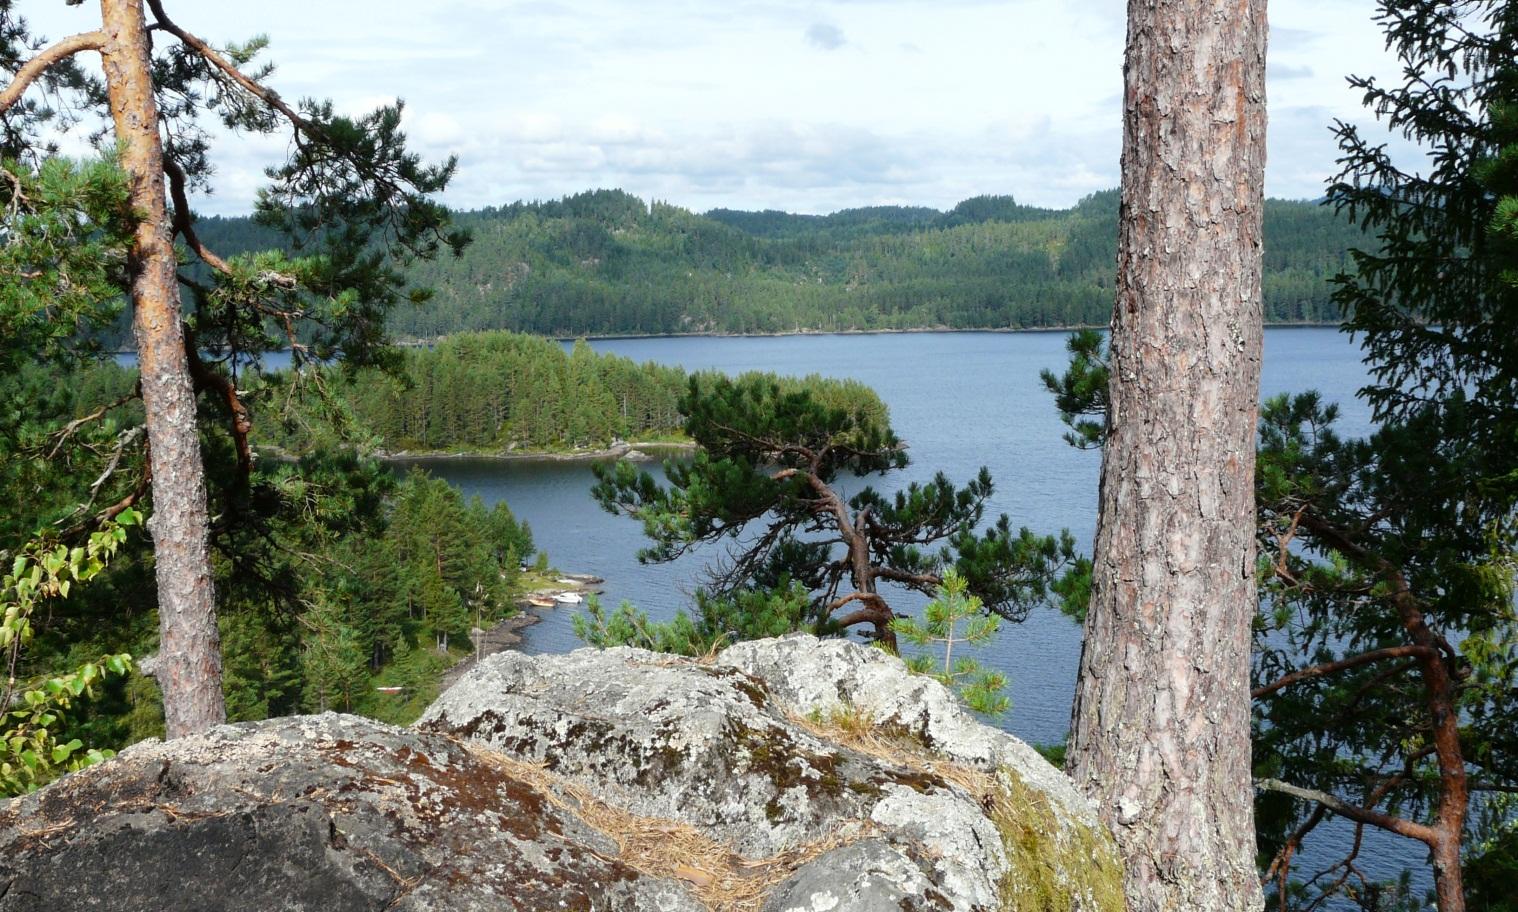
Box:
[1254,778,1436,844]
[1252,645,1436,698]
[0,31,105,114]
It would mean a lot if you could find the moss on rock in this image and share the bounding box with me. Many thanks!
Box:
[990,768,1125,912]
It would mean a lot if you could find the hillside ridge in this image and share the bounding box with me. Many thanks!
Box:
[191,188,1362,339]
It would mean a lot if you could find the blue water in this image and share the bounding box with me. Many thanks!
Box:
[383,327,1417,899]
[406,327,1373,736]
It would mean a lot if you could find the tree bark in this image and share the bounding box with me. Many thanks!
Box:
[1066,0,1267,909]
[98,0,226,738]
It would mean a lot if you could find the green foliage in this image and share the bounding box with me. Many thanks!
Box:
[1467,804,1518,912]
[1327,1,1518,426]
[299,594,369,713]
[261,330,688,455]
[1,511,139,796]
[0,349,535,738]
[573,581,816,656]
[1482,99,1518,292]
[892,570,1010,717]
[205,464,533,723]
[2,5,480,745]
[1038,328,1108,450]
[594,371,1081,645]
[183,187,1369,342]
[1253,392,1517,908]
[0,156,133,375]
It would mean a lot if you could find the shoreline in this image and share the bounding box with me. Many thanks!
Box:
[376,440,696,463]
[437,573,603,689]
[112,321,1341,356]
[256,440,694,466]
[430,320,1340,346]
[437,610,542,691]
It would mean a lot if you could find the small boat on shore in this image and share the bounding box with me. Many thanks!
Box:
[526,596,556,608]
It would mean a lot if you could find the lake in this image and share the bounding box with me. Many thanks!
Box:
[395,326,1412,899]
[395,327,1374,738]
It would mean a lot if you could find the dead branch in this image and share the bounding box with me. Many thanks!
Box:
[163,158,231,274]
[47,383,142,459]
[1255,778,1436,845]
[183,332,253,483]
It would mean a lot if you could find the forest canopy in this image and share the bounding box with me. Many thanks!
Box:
[261,331,690,455]
[186,188,1366,341]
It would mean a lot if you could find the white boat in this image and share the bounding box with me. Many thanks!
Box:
[553,592,584,604]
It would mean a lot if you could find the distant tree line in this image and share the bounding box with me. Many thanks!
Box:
[262,331,688,454]
[183,188,1365,341]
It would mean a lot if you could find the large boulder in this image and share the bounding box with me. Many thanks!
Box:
[0,714,701,912]
[420,635,1124,912]
[2,635,1123,912]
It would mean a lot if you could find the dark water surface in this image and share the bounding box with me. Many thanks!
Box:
[397,328,1421,897]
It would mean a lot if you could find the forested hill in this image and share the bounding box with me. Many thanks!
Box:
[192,188,1364,339]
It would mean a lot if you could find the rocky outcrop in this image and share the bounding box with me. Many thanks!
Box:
[0,714,702,912]
[1,635,1122,912]
[421,635,1122,912]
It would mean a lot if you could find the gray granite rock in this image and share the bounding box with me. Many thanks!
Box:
[418,646,940,858]
[0,713,701,912]
[760,840,950,912]
[4,636,1123,912]
[719,634,1093,821]
[421,637,1122,911]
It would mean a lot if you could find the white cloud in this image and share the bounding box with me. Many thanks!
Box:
[14,0,1416,214]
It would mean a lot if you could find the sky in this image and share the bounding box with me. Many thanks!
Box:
[21,0,1409,216]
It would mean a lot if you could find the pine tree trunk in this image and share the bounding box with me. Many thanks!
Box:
[99,0,226,738]
[1066,0,1267,909]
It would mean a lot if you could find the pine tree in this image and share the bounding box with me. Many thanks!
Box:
[0,1,464,736]
[299,596,367,713]
[1064,0,1268,908]
[892,570,1009,717]
[593,371,1084,649]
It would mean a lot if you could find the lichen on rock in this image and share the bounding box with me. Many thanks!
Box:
[1,635,1122,912]
[0,713,703,911]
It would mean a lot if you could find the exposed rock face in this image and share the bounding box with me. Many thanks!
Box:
[1,635,1122,912]
[718,636,1088,820]
[0,714,701,912]
[421,635,1124,912]
[420,647,924,858]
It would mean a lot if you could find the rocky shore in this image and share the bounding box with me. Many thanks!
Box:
[376,440,694,463]
[440,573,606,690]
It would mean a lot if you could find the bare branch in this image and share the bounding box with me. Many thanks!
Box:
[1252,645,1435,699]
[183,326,253,482]
[0,31,105,114]
[46,384,143,459]
[79,425,143,513]
[1255,778,1436,845]
[163,158,231,275]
